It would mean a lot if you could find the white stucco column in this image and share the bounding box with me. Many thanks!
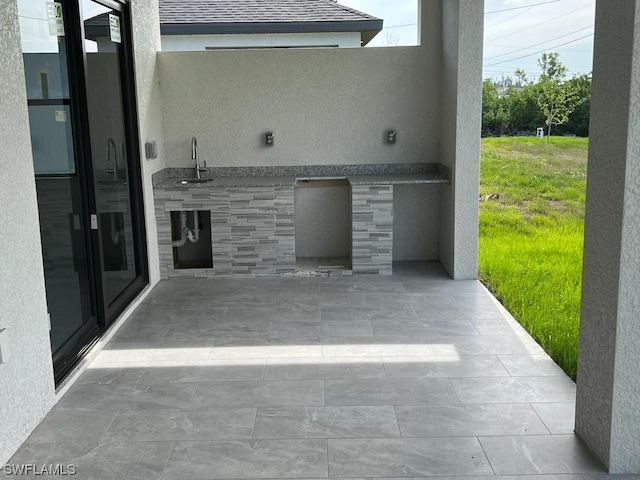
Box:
[0,0,56,465]
[130,0,165,285]
[575,0,640,473]
[437,0,483,279]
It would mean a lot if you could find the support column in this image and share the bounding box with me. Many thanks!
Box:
[575,0,640,473]
[437,0,484,279]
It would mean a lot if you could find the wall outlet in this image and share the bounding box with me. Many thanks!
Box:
[0,328,9,364]
[265,132,274,146]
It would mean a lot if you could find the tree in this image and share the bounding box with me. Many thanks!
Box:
[482,80,510,135]
[562,73,591,137]
[536,53,586,143]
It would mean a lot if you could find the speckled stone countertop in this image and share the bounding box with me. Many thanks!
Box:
[154,176,297,188]
[152,163,451,189]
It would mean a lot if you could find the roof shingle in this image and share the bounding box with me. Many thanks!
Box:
[158,0,381,25]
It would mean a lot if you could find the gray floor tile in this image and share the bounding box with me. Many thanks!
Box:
[264,357,385,380]
[139,359,265,384]
[328,437,494,477]
[183,293,276,308]
[77,366,146,384]
[383,355,509,378]
[472,318,529,336]
[433,335,545,356]
[322,320,374,337]
[479,435,605,475]
[277,293,366,307]
[532,403,576,434]
[191,380,325,408]
[128,307,224,325]
[582,475,640,480]
[363,293,455,307]
[269,320,322,338]
[321,305,418,322]
[323,337,436,357]
[162,439,328,479]
[372,319,480,338]
[224,305,320,322]
[412,303,506,322]
[210,337,322,359]
[25,411,118,444]
[451,376,576,404]
[103,408,256,441]
[253,406,400,439]
[419,475,584,480]
[55,382,197,411]
[110,323,172,343]
[95,339,214,363]
[166,319,272,338]
[319,282,407,294]
[395,404,549,437]
[8,271,597,480]
[499,354,567,376]
[325,378,458,406]
[5,441,174,480]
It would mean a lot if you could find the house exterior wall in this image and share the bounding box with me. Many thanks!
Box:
[438,0,483,279]
[132,0,166,285]
[161,32,362,51]
[158,45,440,169]
[0,0,56,465]
[576,0,640,472]
[0,0,165,465]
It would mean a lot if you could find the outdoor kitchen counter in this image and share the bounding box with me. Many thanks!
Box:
[152,172,450,189]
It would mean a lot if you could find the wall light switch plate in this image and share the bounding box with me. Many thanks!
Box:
[0,328,9,364]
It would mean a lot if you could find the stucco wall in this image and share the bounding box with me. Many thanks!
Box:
[438,0,483,279]
[161,32,362,51]
[0,0,56,465]
[158,44,440,168]
[132,0,165,285]
[393,184,439,261]
[576,1,640,472]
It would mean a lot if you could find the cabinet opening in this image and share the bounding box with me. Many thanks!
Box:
[170,210,213,269]
[295,179,351,273]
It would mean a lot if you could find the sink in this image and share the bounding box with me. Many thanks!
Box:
[177,178,214,184]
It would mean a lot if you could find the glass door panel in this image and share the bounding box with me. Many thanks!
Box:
[82,0,137,306]
[18,0,95,354]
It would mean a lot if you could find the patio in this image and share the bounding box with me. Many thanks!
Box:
[3,262,609,479]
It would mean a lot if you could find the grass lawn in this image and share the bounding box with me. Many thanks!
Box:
[479,136,588,379]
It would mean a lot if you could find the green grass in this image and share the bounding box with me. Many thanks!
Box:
[479,136,588,379]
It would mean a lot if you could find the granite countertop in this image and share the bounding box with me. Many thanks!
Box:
[347,173,448,185]
[153,176,296,188]
[152,164,451,189]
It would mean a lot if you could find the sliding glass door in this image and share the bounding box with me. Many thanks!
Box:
[17,0,147,383]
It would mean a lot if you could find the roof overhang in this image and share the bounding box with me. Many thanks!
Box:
[160,19,383,45]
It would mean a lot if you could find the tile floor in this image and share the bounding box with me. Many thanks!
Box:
[2,262,628,480]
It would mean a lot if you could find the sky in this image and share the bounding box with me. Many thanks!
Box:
[338,0,595,80]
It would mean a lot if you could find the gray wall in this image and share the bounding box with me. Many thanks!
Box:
[393,184,439,261]
[438,0,483,279]
[158,44,441,168]
[0,0,56,465]
[132,0,166,284]
[295,185,351,258]
[575,0,640,472]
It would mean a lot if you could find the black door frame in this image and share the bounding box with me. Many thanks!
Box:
[51,0,148,384]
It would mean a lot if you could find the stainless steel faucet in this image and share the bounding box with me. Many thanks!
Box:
[106,138,118,180]
[192,136,206,179]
